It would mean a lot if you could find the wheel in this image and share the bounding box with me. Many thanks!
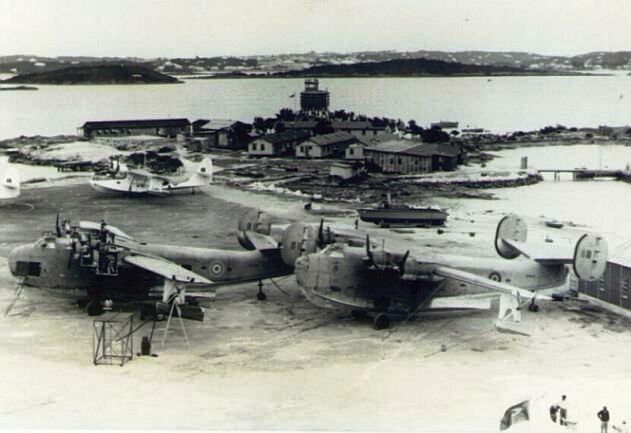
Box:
[257,291,267,301]
[373,313,390,330]
[86,300,103,316]
[528,303,540,313]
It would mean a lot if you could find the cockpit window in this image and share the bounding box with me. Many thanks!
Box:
[16,261,42,277]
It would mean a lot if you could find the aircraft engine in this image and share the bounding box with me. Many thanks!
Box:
[573,233,608,281]
[494,214,528,259]
[280,222,319,267]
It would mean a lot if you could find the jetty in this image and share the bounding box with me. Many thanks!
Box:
[538,168,631,181]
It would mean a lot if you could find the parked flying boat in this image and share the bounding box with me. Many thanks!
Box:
[293,214,608,329]
[89,157,213,196]
[7,210,350,318]
[0,157,20,201]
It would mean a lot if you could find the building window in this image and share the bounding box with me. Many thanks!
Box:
[389,158,394,164]
[398,158,402,165]
[260,143,265,151]
[623,278,630,300]
[362,130,366,135]
[349,148,354,155]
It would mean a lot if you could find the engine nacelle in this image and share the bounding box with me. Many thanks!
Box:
[494,214,528,259]
[573,233,608,281]
[280,222,319,267]
[237,208,272,235]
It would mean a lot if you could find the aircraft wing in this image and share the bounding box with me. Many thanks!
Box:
[433,265,551,301]
[501,239,574,264]
[241,231,279,251]
[123,254,212,285]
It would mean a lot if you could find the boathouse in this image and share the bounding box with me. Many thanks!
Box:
[78,118,191,139]
[295,131,357,158]
[248,130,310,157]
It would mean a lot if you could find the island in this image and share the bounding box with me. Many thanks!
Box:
[2,63,180,85]
[0,85,38,91]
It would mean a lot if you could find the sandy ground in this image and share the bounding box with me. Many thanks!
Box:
[0,179,629,432]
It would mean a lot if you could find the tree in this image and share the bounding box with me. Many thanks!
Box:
[276,108,296,121]
[253,117,267,133]
[314,119,334,135]
[421,126,450,143]
[275,122,287,133]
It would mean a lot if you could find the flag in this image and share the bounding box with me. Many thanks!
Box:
[500,400,530,431]
[289,93,295,98]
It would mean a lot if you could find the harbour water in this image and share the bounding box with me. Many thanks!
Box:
[442,144,631,243]
[2,74,631,139]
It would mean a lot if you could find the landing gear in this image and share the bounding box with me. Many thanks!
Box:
[528,300,540,313]
[86,300,103,316]
[373,313,390,330]
[256,280,267,301]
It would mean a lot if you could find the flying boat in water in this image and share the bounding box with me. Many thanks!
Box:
[90,157,213,196]
[0,157,20,201]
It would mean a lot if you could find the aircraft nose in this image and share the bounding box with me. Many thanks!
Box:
[8,245,27,277]
[8,247,20,276]
[294,255,309,285]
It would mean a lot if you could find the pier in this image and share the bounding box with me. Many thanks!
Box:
[538,169,631,181]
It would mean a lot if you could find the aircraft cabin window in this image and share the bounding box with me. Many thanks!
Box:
[16,261,41,277]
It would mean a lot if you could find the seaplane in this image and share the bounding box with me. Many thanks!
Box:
[292,214,608,329]
[6,210,352,318]
[0,157,20,201]
[89,157,213,196]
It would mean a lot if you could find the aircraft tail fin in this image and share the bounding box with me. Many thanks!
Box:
[171,158,213,190]
[0,159,21,200]
[573,233,608,281]
[494,214,528,259]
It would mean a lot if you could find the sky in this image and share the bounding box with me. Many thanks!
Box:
[2,0,631,58]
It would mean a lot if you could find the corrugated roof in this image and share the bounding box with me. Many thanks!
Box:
[82,118,190,129]
[365,140,462,157]
[307,131,356,147]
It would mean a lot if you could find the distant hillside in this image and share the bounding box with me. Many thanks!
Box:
[3,64,179,85]
[273,58,529,77]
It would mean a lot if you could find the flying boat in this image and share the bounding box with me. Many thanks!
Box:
[89,157,213,196]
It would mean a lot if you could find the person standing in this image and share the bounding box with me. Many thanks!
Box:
[558,395,568,426]
[598,406,610,433]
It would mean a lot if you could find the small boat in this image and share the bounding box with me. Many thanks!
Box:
[545,220,564,229]
[357,193,448,227]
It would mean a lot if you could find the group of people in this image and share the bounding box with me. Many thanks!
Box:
[549,396,627,433]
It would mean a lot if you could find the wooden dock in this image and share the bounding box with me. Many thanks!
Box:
[538,169,631,181]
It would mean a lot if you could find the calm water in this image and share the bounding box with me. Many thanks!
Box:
[2,75,631,139]
[443,144,631,244]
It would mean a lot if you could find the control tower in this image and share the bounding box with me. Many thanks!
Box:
[300,79,330,116]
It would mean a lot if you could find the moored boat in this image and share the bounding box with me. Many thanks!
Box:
[357,194,447,227]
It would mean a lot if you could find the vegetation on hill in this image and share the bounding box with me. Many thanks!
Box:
[3,63,179,85]
[273,58,528,77]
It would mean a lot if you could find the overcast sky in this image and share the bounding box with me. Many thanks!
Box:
[2,0,631,58]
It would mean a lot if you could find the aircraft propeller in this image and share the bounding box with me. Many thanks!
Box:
[396,250,410,276]
[364,234,376,268]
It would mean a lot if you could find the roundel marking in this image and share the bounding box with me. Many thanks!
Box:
[210,261,225,276]
[489,271,502,282]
